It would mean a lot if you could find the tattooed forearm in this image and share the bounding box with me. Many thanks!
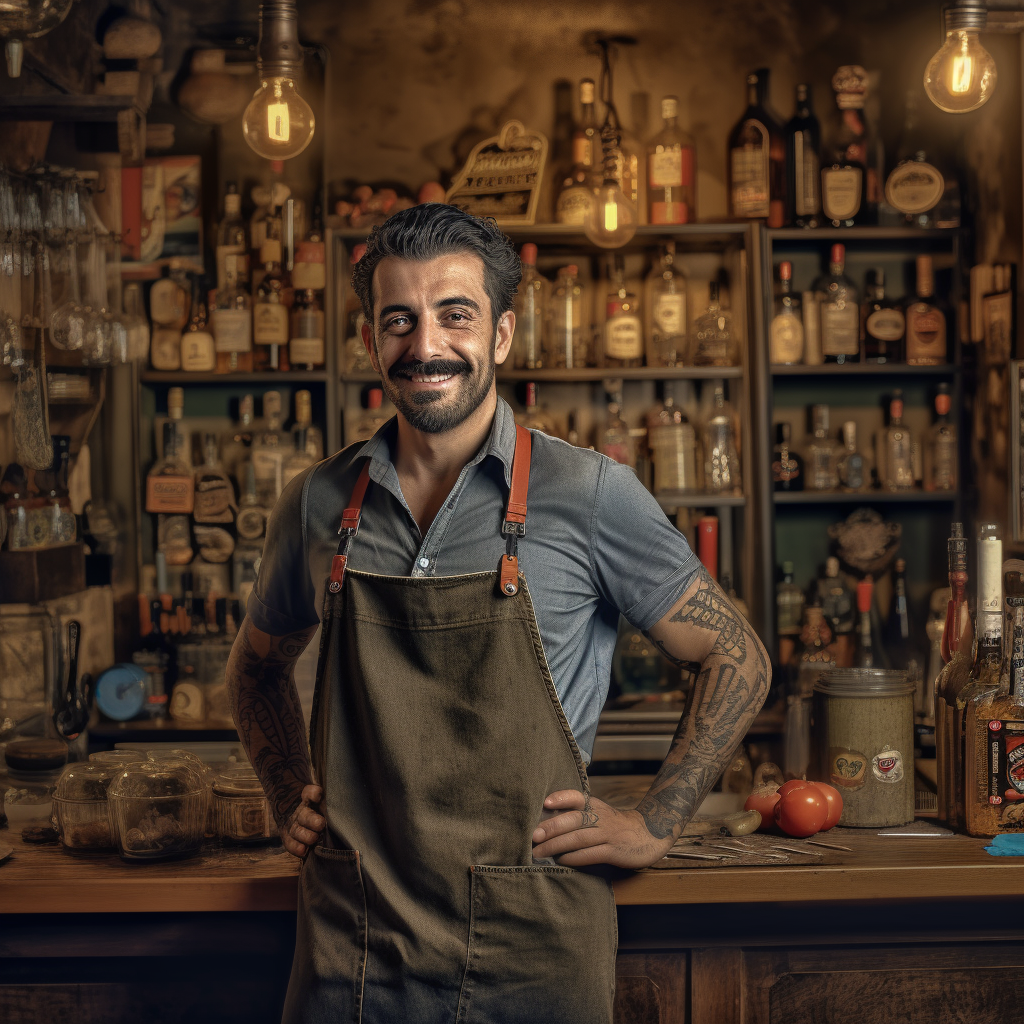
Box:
[638,567,770,840]
[227,616,318,828]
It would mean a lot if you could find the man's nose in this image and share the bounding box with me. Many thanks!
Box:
[401,316,448,363]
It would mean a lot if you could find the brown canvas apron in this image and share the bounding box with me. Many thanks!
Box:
[282,425,617,1024]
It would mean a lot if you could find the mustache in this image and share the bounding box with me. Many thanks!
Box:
[389,359,471,380]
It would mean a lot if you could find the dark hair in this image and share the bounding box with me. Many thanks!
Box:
[351,204,522,331]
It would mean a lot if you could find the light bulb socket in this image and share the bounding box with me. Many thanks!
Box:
[946,0,987,32]
[257,0,304,79]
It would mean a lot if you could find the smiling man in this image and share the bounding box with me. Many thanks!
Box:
[227,203,769,1024]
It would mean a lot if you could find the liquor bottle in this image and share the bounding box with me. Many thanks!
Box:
[807,404,839,490]
[885,557,925,700]
[599,389,635,470]
[925,383,957,492]
[215,182,248,291]
[290,289,325,370]
[180,299,216,373]
[816,244,859,364]
[784,84,821,228]
[235,462,266,542]
[648,382,698,492]
[690,282,738,367]
[861,268,905,363]
[518,382,558,436]
[149,262,191,328]
[146,421,195,514]
[41,435,76,545]
[293,389,324,461]
[818,556,855,659]
[166,387,191,467]
[250,160,288,261]
[703,383,741,493]
[769,261,804,364]
[353,388,388,443]
[221,394,256,480]
[905,255,947,365]
[821,66,869,227]
[252,239,292,371]
[193,433,235,525]
[646,95,696,225]
[548,265,587,369]
[953,524,1003,827]
[787,604,835,780]
[855,575,876,668]
[727,69,785,227]
[213,255,254,374]
[555,79,598,226]
[772,421,804,492]
[603,256,643,368]
[776,561,805,638]
[292,237,326,293]
[251,391,285,507]
[884,89,946,228]
[836,421,865,491]
[878,390,914,491]
[645,242,687,367]
[512,243,546,370]
[282,428,316,488]
[123,282,150,362]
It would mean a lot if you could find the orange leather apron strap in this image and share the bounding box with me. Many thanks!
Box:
[499,425,533,597]
[329,460,372,593]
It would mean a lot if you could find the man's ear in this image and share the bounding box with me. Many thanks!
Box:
[361,319,381,373]
[494,309,515,366]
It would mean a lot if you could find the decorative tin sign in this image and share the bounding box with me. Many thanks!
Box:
[445,120,548,226]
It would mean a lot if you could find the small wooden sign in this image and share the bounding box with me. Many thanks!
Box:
[445,120,548,226]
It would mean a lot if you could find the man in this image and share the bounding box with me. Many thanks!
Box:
[228,203,769,1024]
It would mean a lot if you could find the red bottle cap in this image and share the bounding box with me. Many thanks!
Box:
[830,243,845,266]
[935,392,951,416]
[525,382,537,407]
[857,575,873,614]
[270,160,284,173]
[367,388,383,410]
[697,515,719,581]
[521,243,538,266]
[891,397,904,419]
[779,261,792,281]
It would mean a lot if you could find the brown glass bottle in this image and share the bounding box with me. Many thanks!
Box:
[728,69,785,228]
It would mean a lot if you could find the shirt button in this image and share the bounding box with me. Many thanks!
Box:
[417,557,430,569]
[411,568,424,578]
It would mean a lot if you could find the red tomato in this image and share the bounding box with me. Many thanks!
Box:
[777,780,813,799]
[774,787,828,837]
[743,787,780,826]
[808,782,843,830]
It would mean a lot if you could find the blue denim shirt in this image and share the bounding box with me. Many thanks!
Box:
[249,398,700,760]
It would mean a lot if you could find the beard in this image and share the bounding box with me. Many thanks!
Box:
[377,342,496,435]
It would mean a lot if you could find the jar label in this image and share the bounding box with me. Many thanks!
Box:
[872,748,904,783]
[830,747,868,789]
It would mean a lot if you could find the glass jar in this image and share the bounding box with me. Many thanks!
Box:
[212,768,275,844]
[88,749,147,767]
[4,772,57,832]
[53,762,116,850]
[107,762,207,861]
[148,750,214,834]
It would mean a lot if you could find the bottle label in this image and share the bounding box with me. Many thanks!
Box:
[865,308,906,342]
[730,129,770,217]
[983,721,1024,811]
[252,450,283,498]
[885,161,944,215]
[649,149,683,188]
[821,166,862,221]
[150,281,188,327]
[979,537,1003,616]
[820,304,859,355]
[212,308,252,353]
[215,244,246,289]
[830,746,868,789]
[605,314,643,359]
[555,187,592,226]
[770,312,805,364]
[151,328,183,371]
[653,294,685,337]
[290,336,324,365]
[772,448,801,485]
[906,304,946,362]
[236,506,266,540]
[793,132,820,216]
[146,474,195,514]
[650,201,687,225]
[572,136,592,167]
[253,303,289,346]
[180,331,216,372]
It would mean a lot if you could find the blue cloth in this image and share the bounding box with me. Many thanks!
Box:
[984,833,1024,856]
[249,397,702,761]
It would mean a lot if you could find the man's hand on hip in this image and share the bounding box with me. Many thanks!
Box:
[282,783,326,859]
[531,789,675,869]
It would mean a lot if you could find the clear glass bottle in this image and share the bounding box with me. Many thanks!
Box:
[885,557,925,695]
[250,391,285,508]
[146,421,195,514]
[821,65,868,228]
[690,282,738,367]
[547,265,587,369]
[854,575,877,668]
[215,182,248,291]
[772,421,804,492]
[282,428,316,488]
[123,282,150,362]
[703,383,742,493]
[878,390,915,491]
[149,262,191,328]
[555,79,598,226]
[769,260,804,364]
[252,239,292,372]
[817,243,859,363]
[235,462,266,542]
[518,382,558,436]
[728,68,786,227]
[905,255,948,365]
[293,389,323,461]
[776,561,806,637]
[40,435,76,545]
[599,390,635,470]
[193,433,236,525]
[289,288,325,370]
[836,420,865,491]
[925,383,957,492]
[3,465,31,551]
[221,394,255,481]
[353,388,388,442]
[787,604,836,780]
[785,83,821,227]
[166,387,191,468]
[861,268,905,363]
[213,255,254,374]
[180,299,216,373]
[646,95,696,225]
[807,404,839,490]
[818,556,855,644]
[645,242,687,367]
[603,256,643,368]
[648,382,698,493]
[512,243,546,370]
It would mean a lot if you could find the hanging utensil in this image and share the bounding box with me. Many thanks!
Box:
[53,621,91,740]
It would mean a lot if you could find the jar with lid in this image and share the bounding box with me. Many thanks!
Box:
[53,762,117,850]
[88,749,148,767]
[148,749,214,833]
[107,762,207,860]
[3,738,66,835]
[212,768,275,844]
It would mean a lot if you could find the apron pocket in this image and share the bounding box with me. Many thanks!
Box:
[285,846,367,1024]
[458,864,616,1024]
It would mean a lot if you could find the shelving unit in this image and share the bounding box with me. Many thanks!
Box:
[773,491,957,505]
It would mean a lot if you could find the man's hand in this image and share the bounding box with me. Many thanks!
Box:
[281,783,326,859]
[531,789,675,870]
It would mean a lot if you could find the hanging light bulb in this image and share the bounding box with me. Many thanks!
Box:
[242,1,315,160]
[584,125,638,248]
[923,0,997,113]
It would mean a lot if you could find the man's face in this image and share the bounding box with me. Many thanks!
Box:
[361,253,514,435]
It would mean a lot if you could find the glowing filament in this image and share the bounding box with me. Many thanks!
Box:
[952,36,974,94]
[268,98,291,141]
[603,201,618,233]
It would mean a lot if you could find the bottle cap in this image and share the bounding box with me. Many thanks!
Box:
[260,238,283,265]
[935,390,951,416]
[295,241,325,265]
[782,560,794,575]
[561,264,578,277]
[830,243,845,267]
[661,95,678,120]
[891,396,904,419]
[367,388,383,411]
[520,243,538,267]
[779,261,792,281]
[857,575,873,614]
[270,160,284,173]
[580,79,595,104]
[842,420,857,447]
[295,389,312,424]
[525,382,537,407]
[826,556,839,577]
[895,558,906,573]
[168,387,184,417]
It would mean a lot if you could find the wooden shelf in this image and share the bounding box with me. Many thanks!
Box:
[767,226,958,243]
[656,492,745,511]
[774,490,957,505]
[341,367,744,384]
[772,363,956,377]
[140,371,329,385]
[0,94,142,122]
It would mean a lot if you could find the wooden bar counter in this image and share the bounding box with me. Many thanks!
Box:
[3,826,1024,1023]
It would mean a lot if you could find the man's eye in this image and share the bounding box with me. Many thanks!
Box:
[446,311,467,322]
[385,316,410,331]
